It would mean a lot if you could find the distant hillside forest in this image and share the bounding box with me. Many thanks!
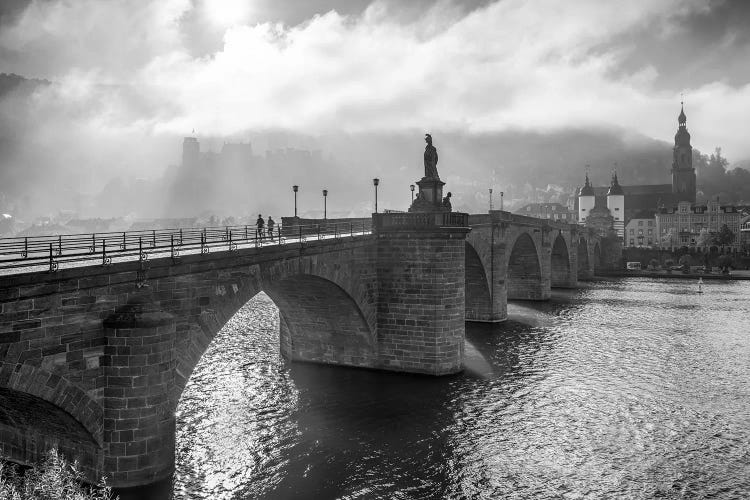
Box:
[695,147,750,204]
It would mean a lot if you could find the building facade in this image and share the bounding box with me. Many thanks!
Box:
[625,218,656,248]
[740,215,750,253]
[655,201,741,250]
[514,202,575,222]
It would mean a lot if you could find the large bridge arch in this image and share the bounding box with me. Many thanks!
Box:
[506,232,546,300]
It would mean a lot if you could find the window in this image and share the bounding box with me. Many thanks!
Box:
[638,221,643,226]
[630,239,634,246]
[638,229,643,235]
[647,221,653,226]
[615,208,620,211]
[629,229,634,235]
[582,208,586,211]
[648,239,652,245]
[647,229,652,235]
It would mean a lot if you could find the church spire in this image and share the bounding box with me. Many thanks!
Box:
[678,100,686,127]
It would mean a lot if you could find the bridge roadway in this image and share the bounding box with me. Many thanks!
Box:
[0,211,604,488]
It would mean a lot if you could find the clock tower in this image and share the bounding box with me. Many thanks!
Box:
[671,102,696,203]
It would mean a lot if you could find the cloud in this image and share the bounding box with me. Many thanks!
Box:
[1,0,750,172]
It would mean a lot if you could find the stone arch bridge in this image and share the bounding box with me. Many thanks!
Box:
[0,212,605,488]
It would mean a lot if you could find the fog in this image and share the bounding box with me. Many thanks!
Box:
[1,0,749,226]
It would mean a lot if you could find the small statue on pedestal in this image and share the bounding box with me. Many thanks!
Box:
[442,192,452,211]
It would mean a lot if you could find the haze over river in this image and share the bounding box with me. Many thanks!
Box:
[171,278,750,499]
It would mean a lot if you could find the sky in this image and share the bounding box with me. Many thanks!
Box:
[1,0,750,212]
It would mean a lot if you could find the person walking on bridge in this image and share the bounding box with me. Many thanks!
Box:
[256,214,265,241]
[267,216,275,240]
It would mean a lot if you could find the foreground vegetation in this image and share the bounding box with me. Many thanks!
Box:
[0,450,115,500]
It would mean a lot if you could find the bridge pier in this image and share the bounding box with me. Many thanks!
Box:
[374,213,470,376]
[101,299,177,488]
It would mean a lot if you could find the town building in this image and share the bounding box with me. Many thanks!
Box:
[514,202,575,222]
[625,217,656,248]
[655,200,741,250]
[738,215,750,253]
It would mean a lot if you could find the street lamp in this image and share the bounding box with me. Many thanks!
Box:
[489,188,493,211]
[292,185,299,218]
[500,191,504,211]
[322,189,328,219]
[410,184,415,203]
[373,178,380,213]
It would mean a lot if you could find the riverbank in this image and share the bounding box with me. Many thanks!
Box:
[596,269,750,280]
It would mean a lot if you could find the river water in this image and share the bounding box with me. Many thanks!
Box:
[172,278,750,499]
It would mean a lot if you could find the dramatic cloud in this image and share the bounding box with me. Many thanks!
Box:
[1,0,749,200]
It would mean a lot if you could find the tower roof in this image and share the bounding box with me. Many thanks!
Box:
[607,171,624,196]
[674,101,691,146]
[678,102,686,126]
[578,172,595,197]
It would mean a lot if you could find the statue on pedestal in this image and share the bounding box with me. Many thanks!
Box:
[409,133,448,213]
[424,134,439,179]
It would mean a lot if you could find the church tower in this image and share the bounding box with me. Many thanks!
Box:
[578,172,595,222]
[607,171,625,240]
[672,102,696,203]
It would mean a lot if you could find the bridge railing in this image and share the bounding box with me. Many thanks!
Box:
[0,220,372,273]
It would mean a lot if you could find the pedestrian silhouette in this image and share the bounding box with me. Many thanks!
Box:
[256,214,264,240]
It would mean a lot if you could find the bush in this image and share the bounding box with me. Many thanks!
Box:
[0,449,115,500]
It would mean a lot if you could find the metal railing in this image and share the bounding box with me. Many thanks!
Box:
[0,220,372,273]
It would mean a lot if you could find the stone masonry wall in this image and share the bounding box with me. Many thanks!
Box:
[375,227,469,375]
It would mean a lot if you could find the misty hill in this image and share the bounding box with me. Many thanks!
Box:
[2,73,750,222]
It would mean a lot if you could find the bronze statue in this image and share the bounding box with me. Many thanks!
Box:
[424,134,439,179]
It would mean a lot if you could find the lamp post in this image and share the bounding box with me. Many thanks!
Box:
[489,188,493,211]
[292,185,299,218]
[373,178,380,213]
[410,184,415,203]
[500,191,504,211]
[322,189,328,219]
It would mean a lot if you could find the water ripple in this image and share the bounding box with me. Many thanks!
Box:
[174,281,750,499]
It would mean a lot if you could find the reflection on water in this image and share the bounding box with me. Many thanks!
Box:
[174,278,750,499]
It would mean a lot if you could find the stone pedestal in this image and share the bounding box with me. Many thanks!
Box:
[373,212,469,375]
[409,177,448,213]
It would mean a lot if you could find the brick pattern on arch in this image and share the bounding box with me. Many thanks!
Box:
[0,362,104,444]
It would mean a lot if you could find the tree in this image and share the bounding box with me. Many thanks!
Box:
[696,228,712,247]
[715,224,735,247]
[0,449,114,500]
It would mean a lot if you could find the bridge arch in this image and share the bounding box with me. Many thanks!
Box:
[550,233,573,288]
[464,241,493,321]
[506,232,544,300]
[0,363,103,445]
[264,274,375,368]
[172,264,376,403]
